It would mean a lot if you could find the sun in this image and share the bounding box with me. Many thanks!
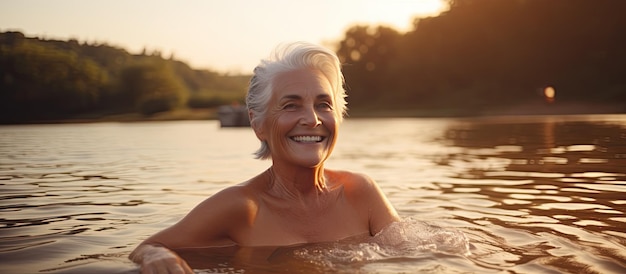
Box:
[359,0,448,31]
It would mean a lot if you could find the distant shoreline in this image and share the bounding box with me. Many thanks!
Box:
[2,103,625,125]
[348,102,626,119]
[0,108,219,125]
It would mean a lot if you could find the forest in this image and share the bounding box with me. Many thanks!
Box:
[0,32,250,123]
[337,0,626,116]
[1,0,625,123]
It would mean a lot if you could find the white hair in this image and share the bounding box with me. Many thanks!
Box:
[246,42,348,159]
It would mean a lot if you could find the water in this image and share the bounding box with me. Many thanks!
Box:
[1,115,625,273]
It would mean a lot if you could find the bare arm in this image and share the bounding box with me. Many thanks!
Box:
[354,173,400,235]
[129,244,193,274]
[129,186,255,272]
[338,170,400,235]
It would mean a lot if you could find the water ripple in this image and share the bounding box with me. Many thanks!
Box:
[1,118,625,273]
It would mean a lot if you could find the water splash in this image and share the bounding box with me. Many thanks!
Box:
[292,218,471,267]
[372,217,471,256]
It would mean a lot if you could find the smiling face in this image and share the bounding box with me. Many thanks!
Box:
[254,68,339,168]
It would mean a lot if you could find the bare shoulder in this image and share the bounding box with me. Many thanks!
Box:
[138,179,264,249]
[326,169,379,194]
[325,169,385,207]
[326,169,400,234]
[192,180,261,222]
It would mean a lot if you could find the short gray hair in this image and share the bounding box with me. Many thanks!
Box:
[246,42,348,159]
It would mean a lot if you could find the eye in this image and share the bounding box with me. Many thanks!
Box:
[316,102,333,111]
[282,103,298,111]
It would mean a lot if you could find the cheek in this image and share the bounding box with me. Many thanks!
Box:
[272,112,300,130]
[321,113,338,129]
[265,114,294,146]
[321,114,339,142]
[268,119,284,139]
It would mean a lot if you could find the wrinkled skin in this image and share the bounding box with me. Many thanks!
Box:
[129,68,399,273]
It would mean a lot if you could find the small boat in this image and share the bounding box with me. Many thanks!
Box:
[217,104,250,127]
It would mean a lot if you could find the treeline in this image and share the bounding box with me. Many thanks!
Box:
[2,0,625,123]
[0,31,249,123]
[336,0,626,115]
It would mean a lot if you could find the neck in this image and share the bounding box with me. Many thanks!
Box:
[267,163,327,200]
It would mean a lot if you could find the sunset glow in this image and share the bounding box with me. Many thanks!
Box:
[0,0,449,73]
[357,0,448,31]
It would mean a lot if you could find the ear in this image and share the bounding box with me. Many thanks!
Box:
[248,110,255,124]
[249,111,266,141]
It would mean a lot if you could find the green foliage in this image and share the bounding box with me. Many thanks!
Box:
[2,0,625,122]
[119,59,188,115]
[337,26,402,105]
[0,31,250,122]
[336,0,626,114]
[0,35,109,120]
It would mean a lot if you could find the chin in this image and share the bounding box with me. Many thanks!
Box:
[294,158,325,168]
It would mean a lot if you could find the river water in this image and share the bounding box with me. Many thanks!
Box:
[1,115,625,273]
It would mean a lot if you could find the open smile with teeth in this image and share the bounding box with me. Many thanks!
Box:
[290,136,325,143]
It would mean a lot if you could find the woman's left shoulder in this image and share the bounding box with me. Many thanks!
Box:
[326,169,378,192]
[327,169,400,232]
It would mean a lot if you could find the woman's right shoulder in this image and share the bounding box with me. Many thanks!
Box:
[196,170,272,214]
[195,181,261,215]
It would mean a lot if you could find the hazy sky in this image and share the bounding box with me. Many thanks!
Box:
[1,0,447,74]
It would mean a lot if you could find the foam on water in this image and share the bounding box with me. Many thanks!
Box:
[291,217,471,267]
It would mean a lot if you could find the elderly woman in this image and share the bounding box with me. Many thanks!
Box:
[129,42,399,273]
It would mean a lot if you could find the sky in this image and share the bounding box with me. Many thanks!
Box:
[1,0,448,74]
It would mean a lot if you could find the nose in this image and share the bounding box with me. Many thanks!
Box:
[299,107,321,127]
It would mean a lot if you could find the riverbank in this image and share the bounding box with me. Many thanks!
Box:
[348,102,626,118]
[3,102,625,125]
[2,108,219,125]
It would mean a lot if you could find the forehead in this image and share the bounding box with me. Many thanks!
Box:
[272,68,333,98]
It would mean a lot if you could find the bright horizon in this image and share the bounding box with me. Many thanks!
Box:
[0,0,448,74]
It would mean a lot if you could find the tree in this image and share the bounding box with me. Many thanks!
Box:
[334,0,626,114]
[119,59,188,115]
[0,39,109,120]
[336,25,401,107]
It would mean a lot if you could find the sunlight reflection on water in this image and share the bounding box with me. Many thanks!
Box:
[1,115,626,273]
